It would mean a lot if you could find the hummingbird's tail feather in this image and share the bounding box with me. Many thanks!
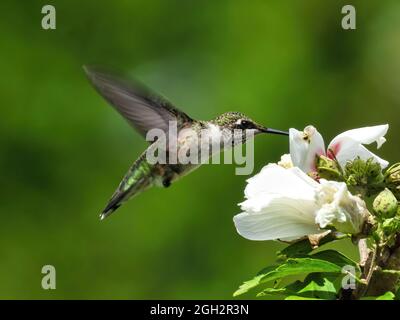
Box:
[100,175,151,220]
[100,153,154,220]
[100,194,124,220]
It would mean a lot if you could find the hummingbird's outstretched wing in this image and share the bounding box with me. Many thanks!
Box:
[83,66,193,141]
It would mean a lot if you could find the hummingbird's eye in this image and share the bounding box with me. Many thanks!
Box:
[239,120,251,129]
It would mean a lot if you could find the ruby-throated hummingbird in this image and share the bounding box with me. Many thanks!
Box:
[84,66,288,220]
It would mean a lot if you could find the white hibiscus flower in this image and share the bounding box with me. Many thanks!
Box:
[289,125,389,174]
[233,164,368,241]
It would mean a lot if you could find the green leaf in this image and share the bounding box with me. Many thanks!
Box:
[361,292,395,300]
[233,265,277,297]
[295,273,338,299]
[233,257,342,297]
[311,250,359,270]
[258,273,340,300]
[277,233,346,258]
[311,250,362,283]
[376,292,395,300]
[395,287,400,300]
[277,239,315,258]
[285,295,321,300]
[256,287,288,298]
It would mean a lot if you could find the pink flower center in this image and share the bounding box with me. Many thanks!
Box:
[327,142,341,159]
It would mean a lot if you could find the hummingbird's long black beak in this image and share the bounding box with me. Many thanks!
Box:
[259,127,289,136]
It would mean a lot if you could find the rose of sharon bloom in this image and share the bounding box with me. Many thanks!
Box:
[233,164,368,241]
[289,125,389,174]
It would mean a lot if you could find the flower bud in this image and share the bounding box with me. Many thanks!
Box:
[316,155,341,181]
[385,163,400,199]
[381,217,400,236]
[344,157,384,187]
[385,163,400,184]
[373,188,398,219]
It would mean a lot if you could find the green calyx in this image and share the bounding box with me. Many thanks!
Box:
[316,155,342,181]
[384,162,400,199]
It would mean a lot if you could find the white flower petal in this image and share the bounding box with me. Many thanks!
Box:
[288,166,320,188]
[244,164,318,201]
[314,180,368,234]
[240,191,310,214]
[329,124,389,147]
[289,126,326,173]
[329,139,389,169]
[234,196,321,241]
[328,125,389,168]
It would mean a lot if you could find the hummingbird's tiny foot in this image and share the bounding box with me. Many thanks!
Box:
[162,178,171,188]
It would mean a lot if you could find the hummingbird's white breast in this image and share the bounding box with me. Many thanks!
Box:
[199,124,235,154]
[176,123,227,160]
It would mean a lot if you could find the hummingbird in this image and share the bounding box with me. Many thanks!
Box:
[84,66,288,220]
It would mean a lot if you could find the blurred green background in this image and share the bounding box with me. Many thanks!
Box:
[1,0,399,299]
